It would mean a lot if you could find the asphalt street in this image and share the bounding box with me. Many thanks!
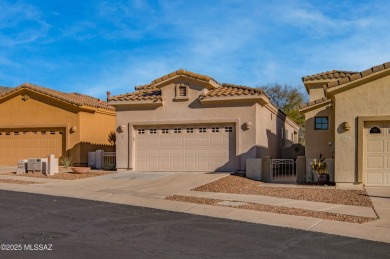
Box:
[0,190,388,259]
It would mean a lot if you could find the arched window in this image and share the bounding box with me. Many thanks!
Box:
[369,127,381,134]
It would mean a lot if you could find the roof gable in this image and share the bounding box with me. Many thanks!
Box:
[109,71,271,106]
[0,83,115,111]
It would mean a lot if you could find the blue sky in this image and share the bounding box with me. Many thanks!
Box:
[1,0,390,99]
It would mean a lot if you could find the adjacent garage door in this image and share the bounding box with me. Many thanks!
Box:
[0,128,64,165]
[135,125,235,171]
[364,122,390,186]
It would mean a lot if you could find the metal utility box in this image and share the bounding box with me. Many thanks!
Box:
[28,159,42,172]
[27,158,47,174]
[16,160,28,174]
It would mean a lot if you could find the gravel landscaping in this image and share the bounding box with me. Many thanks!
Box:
[0,179,42,185]
[2,170,113,180]
[166,195,376,224]
[193,175,373,207]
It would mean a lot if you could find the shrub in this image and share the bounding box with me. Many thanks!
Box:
[59,156,74,168]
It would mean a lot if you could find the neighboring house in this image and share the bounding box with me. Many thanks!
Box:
[109,69,299,172]
[0,83,116,166]
[299,62,390,186]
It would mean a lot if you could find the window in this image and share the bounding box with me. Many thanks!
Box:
[291,133,294,143]
[370,127,381,134]
[50,131,55,135]
[186,128,194,133]
[212,127,219,133]
[225,126,233,132]
[199,128,206,133]
[41,131,46,135]
[6,132,10,136]
[150,129,157,134]
[138,129,145,134]
[174,128,181,133]
[315,117,328,130]
[162,129,169,134]
[14,132,19,135]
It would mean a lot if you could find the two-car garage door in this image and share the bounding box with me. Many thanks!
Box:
[0,128,64,165]
[364,122,390,186]
[135,124,235,172]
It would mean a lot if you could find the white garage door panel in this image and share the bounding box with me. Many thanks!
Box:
[364,122,390,186]
[135,125,235,172]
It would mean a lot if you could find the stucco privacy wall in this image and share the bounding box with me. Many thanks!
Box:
[0,88,115,165]
[255,104,298,158]
[332,72,390,183]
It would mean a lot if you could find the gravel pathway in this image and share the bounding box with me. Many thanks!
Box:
[166,195,376,224]
[2,171,112,180]
[193,175,373,207]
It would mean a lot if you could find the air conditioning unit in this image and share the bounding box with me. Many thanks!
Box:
[27,158,47,174]
[16,160,28,174]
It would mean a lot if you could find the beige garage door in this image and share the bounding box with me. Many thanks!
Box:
[364,122,390,186]
[135,125,235,172]
[0,128,64,165]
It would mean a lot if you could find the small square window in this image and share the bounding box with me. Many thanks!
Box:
[199,128,206,133]
[174,128,181,133]
[150,129,157,134]
[162,129,169,134]
[315,117,329,130]
[41,131,46,135]
[50,131,55,135]
[6,132,11,136]
[138,129,145,134]
[187,128,194,133]
[212,127,219,133]
[225,127,233,132]
[14,132,19,135]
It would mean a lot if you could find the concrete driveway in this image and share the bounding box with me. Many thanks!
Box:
[0,168,230,199]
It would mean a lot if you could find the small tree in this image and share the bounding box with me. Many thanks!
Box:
[257,84,308,144]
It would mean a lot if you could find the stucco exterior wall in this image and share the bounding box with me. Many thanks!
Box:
[115,77,299,171]
[255,105,299,158]
[115,78,259,171]
[303,104,334,160]
[333,74,390,183]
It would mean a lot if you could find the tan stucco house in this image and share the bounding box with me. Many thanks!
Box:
[109,69,299,172]
[300,61,390,186]
[0,83,116,166]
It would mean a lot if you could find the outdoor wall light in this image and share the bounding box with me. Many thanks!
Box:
[70,126,77,133]
[119,125,126,133]
[243,122,252,130]
[343,122,351,130]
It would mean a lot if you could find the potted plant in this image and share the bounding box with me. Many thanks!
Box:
[311,154,329,185]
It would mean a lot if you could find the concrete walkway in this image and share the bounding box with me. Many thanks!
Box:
[0,170,389,243]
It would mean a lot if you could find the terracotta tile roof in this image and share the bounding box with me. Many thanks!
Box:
[109,87,162,102]
[199,83,264,100]
[151,69,219,86]
[324,62,390,89]
[302,70,359,82]
[109,70,267,103]
[298,97,330,110]
[0,83,114,111]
